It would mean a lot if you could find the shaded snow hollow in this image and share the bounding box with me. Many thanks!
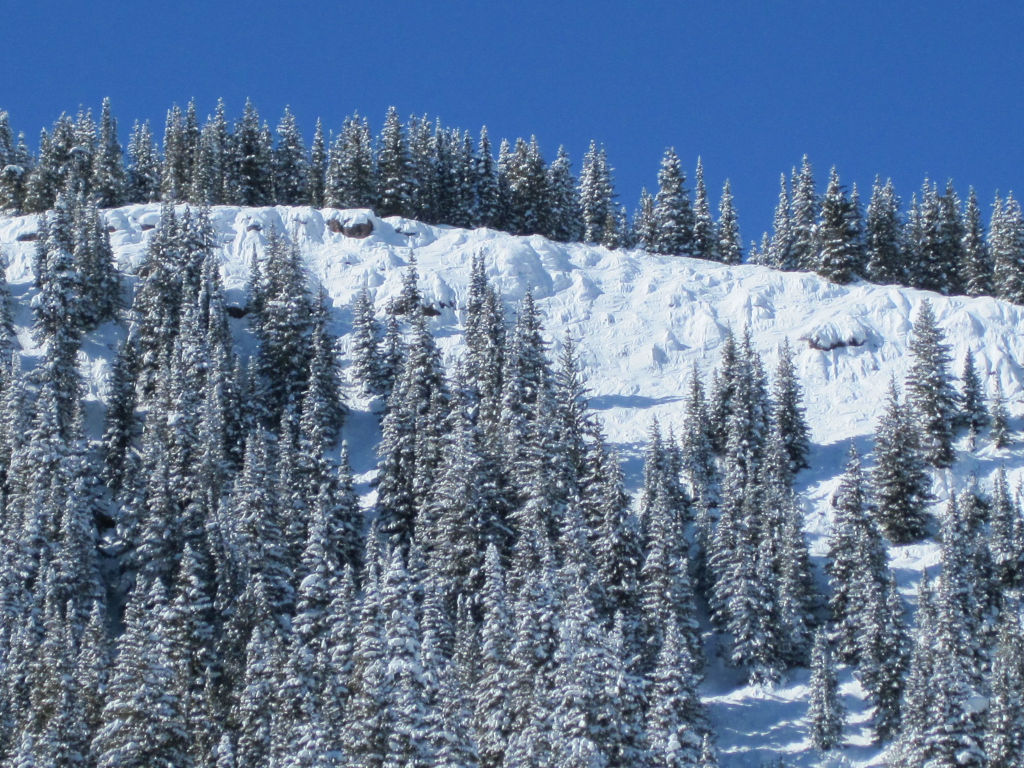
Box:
[3,204,1024,767]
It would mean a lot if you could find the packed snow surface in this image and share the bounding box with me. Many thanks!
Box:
[4,204,1024,767]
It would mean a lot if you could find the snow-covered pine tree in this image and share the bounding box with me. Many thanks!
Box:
[90,97,125,208]
[92,577,190,768]
[578,140,614,244]
[546,145,582,242]
[906,179,958,294]
[253,230,313,421]
[771,337,810,473]
[272,106,307,205]
[870,378,931,543]
[854,571,907,743]
[760,174,793,269]
[376,106,415,218]
[305,117,327,207]
[0,110,29,213]
[961,187,993,296]
[691,157,717,262]
[160,104,192,202]
[959,350,989,446]
[915,545,986,767]
[632,188,657,251]
[826,446,889,661]
[816,167,863,284]
[326,112,377,209]
[646,617,706,768]
[549,562,619,768]
[864,176,904,284]
[471,544,513,768]
[229,99,274,206]
[990,378,1011,448]
[807,629,845,752]
[716,179,742,265]
[905,299,958,468]
[789,155,818,271]
[190,100,231,205]
[991,191,1024,303]
[125,119,161,203]
[935,180,966,295]
[474,126,501,229]
[987,467,1022,588]
[985,604,1024,768]
[651,147,694,256]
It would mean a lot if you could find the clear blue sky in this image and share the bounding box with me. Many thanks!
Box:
[3,1,1023,242]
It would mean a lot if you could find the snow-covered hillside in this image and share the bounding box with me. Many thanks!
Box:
[3,204,1023,767]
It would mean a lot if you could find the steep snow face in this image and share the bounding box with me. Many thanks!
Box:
[3,204,1023,767]
[9,203,1016,467]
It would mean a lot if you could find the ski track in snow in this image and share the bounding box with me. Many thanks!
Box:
[4,204,1024,767]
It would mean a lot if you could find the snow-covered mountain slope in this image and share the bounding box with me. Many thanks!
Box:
[3,204,1023,767]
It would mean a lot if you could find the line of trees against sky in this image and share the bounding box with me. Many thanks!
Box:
[1,188,1023,765]
[2,99,1024,304]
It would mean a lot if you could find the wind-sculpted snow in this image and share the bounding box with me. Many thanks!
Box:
[3,204,1023,766]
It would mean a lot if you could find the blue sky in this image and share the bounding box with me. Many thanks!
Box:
[3,1,1023,241]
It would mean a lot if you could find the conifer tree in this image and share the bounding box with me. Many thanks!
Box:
[961,187,992,296]
[855,572,908,743]
[376,106,414,218]
[870,379,931,543]
[771,338,810,473]
[578,141,614,244]
[474,126,501,229]
[191,100,231,205]
[273,106,307,205]
[864,177,904,284]
[305,117,327,207]
[351,286,385,396]
[959,350,989,445]
[126,120,161,203]
[992,191,1024,303]
[826,446,889,661]
[651,147,694,256]
[326,112,377,209]
[985,606,1024,768]
[691,158,717,261]
[632,188,657,252]
[92,578,190,768]
[807,629,845,752]
[546,145,581,242]
[230,99,274,206]
[161,104,193,202]
[988,467,1022,588]
[790,155,818,271]
[905,299,958,468]
[816,167,863,284]
[716,179,742,265]
[91,97,125,208]
[646,614,707,767]
[473,545,514,768]
[0,110,29,212]
[253,231,313,420]
[990,378,1011,448]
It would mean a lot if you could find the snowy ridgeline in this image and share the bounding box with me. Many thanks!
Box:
[3,203,1024,767]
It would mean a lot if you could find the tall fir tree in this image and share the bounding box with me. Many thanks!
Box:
[807,629,845,752]
[651,147,694,256]
[870,379,931,543]
[715,179,742,265]
[961,187,993,296]
[864,177,904,284]
[905,299,958,468]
